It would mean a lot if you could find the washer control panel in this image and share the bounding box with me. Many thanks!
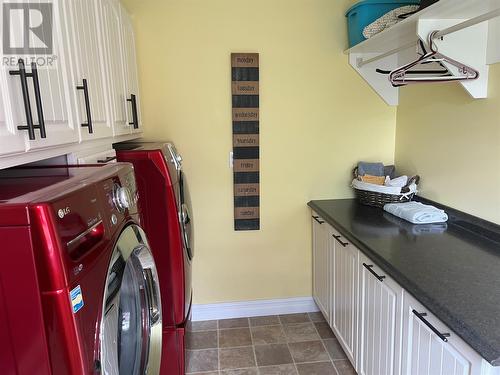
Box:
[112,184,133,212]
[102,171,139,226]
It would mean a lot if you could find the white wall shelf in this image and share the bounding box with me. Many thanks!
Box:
[345,0,500,106]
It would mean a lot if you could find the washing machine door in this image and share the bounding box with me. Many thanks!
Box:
[100,224,162,375]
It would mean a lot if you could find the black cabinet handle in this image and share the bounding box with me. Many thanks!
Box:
[332,234,349,247]
[76,79,93,134]
[127,94,139,129]
[312,216,324,224]
[30,62,46,139]
[10,59,35,140]
[97,156,116,163]
[363,263,386,282]
[412,310,451,342]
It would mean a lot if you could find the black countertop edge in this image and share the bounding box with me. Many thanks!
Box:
[307,199,500,366]
[415,196,500,245]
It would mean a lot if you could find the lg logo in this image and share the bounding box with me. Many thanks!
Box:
[3,2,53,55]
[58,207,70,219]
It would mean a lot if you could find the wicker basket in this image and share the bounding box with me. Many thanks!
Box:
[353,167,420,208]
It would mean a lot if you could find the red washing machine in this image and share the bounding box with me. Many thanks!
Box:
[0,164,163,375]
[114,141,193,375]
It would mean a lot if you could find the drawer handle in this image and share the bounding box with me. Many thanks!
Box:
[127,94,139,129]
[76,79,93,134]
[332,234,348,247]
[97,156,117,163]
[312,216,324,224]
[363,263,386,281]
[9,59,47,140]
[412,310,451,342]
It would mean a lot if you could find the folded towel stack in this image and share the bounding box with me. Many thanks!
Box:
[383,202,448,224]
[352,179,417,195]
[357,162,385,177]
[355,162,414,193]
[385,175,408,188]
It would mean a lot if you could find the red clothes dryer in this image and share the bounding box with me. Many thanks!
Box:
[0,164,163,375]
[114,141,193,375]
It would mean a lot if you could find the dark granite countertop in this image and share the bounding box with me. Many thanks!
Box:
[308,199,500,366]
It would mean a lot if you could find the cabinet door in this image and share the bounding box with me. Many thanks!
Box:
[120,4,142,133]
[1,0,79,151]
[312,213,330,322]
[331,229,358,367]
[359,253,403,375]
[0,76,25,155]
[402,294,484,375]
[0,4,28,156]
[61,0,113,141]
[100,0,130,136]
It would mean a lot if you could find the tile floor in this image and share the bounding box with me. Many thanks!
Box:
[185,312,357,375]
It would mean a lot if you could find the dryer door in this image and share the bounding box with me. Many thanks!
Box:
[100,224,162,375]
[179,170,194,261]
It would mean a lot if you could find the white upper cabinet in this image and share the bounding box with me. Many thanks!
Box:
[0,2,25,155]
[0,0,79,151]
[120,3,142,133]
[359,252,404,375]
[100,0,131,136]
[312,213,331,323]
[61,0,113,141]
[0,76,25,156]
[0,0,141,167]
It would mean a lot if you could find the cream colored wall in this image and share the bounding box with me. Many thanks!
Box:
[121,0,396,304]
[395,65,500,224]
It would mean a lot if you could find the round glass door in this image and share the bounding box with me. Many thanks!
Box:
[100,225,162,375]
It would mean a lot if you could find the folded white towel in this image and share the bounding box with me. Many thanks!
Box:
[385,175,408,188]
[383,202,448,224]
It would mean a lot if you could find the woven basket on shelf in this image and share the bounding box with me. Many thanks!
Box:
[352,167,420,208]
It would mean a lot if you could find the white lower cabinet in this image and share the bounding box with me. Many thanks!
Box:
[311,214,500,375]
[312,213,331,322]
[401,293,486,375]
[359,252,403,375]
[330,226,359,368]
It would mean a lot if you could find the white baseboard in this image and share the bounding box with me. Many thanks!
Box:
[191,297,319,322]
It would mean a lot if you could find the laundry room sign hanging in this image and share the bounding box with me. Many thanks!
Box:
[231,53,260,231]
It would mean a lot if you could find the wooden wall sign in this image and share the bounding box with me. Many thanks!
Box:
[231,53,259,231]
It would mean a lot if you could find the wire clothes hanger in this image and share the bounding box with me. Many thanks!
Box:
[376,40,450,76]
[388,30,479,87]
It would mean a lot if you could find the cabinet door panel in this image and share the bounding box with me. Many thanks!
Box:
[0,75,25,155]
[62,0,112,140]
[120,4,142,133]
[1,0,78,150]
[312,213,330,322]
[100,0,130,136]
[331,232,358,367]
[402,294,483,375]
[359,256,403,375]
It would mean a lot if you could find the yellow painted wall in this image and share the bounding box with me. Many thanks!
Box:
[121,0,396,304]
[395,65,500,224]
